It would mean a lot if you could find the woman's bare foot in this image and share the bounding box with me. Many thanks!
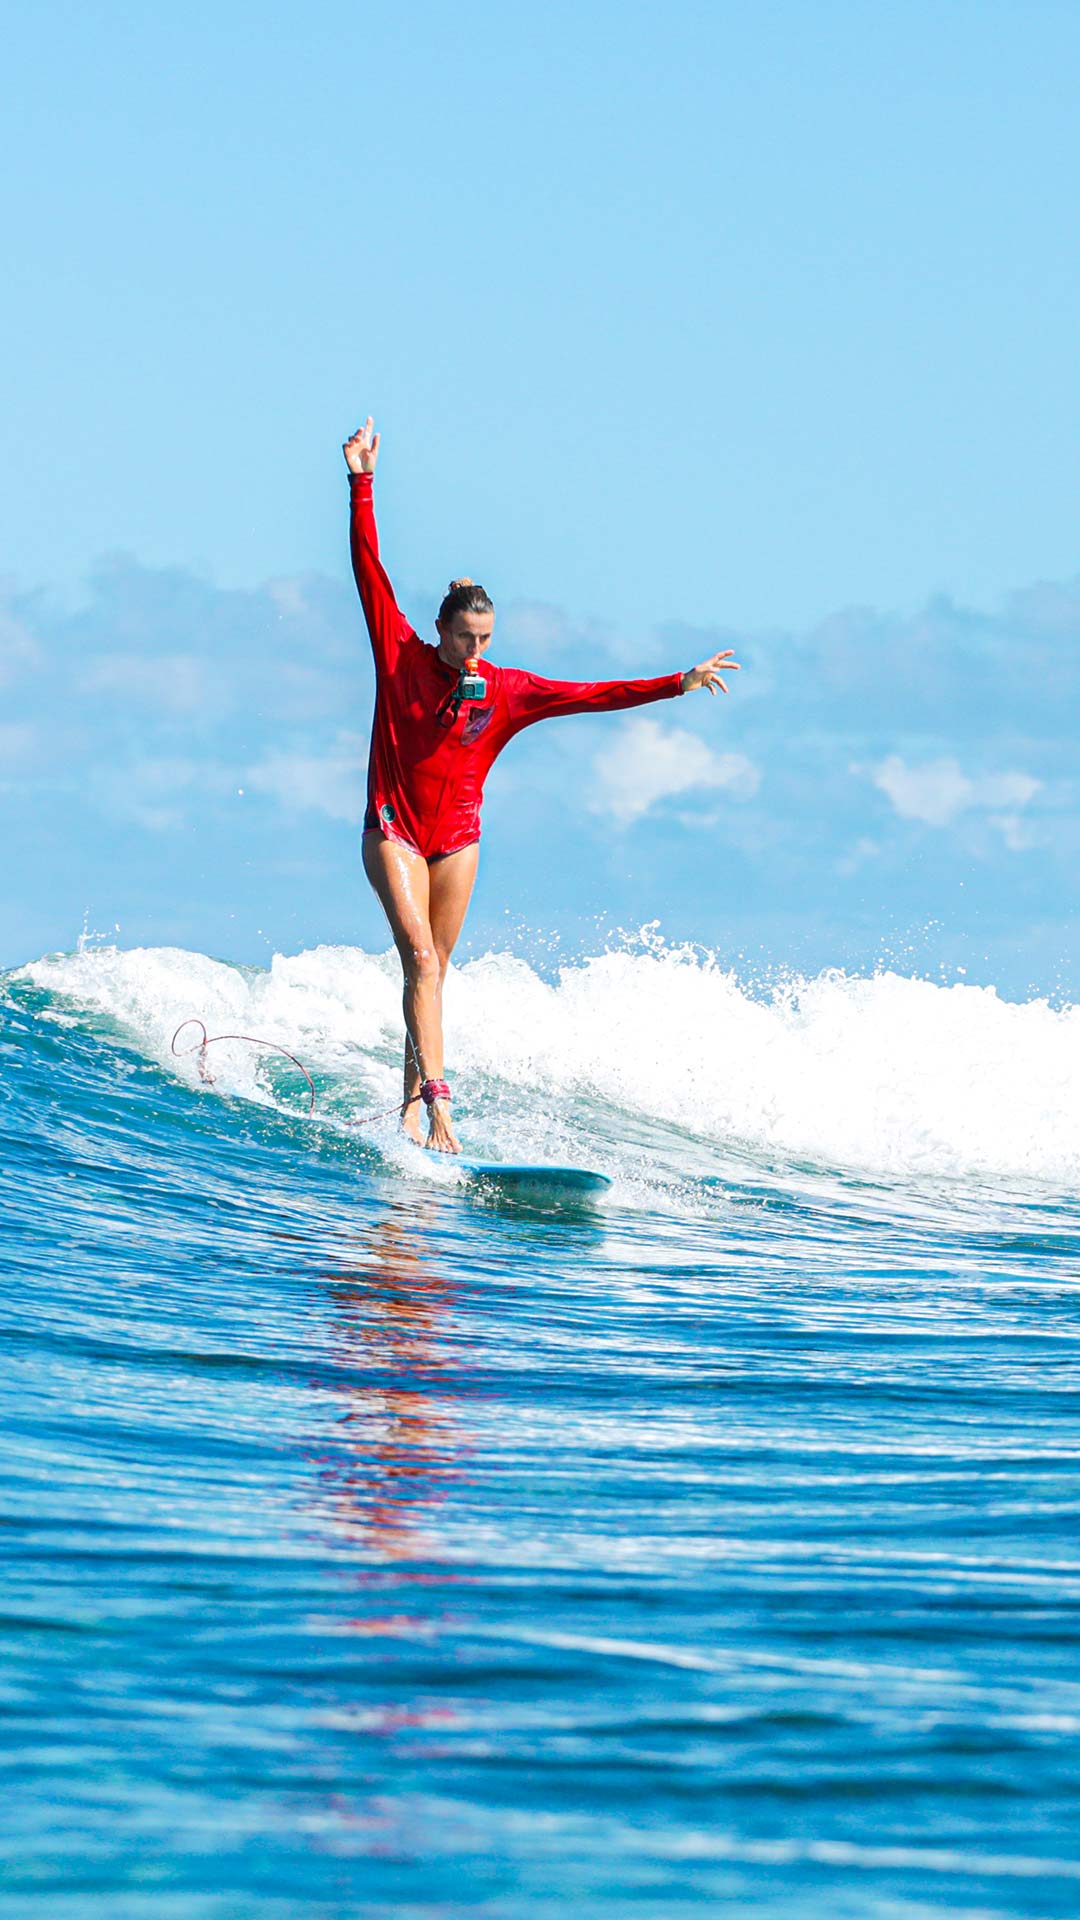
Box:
[401,1105,425,1146]
[425,1100,460,1154]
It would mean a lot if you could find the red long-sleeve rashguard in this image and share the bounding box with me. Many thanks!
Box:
[349,470,684,859]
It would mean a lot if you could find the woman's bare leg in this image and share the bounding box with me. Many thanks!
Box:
[428,844,480,981]
[362,832,440,1144]
[415,845,479,1147]
[362,833,477,1152]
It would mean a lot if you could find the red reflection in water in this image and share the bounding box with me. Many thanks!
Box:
[312,1205,473,1564]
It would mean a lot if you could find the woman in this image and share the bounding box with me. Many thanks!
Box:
[344,416,739,1153]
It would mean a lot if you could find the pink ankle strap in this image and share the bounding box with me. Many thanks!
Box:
[420,1078,451,1106]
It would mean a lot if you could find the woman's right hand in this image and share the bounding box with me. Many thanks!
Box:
[343,416,380,474]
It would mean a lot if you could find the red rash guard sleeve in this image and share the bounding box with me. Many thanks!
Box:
[498,666,684,739]
[349,472,413,667]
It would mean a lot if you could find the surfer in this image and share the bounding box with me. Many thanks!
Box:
[344,416,740,1153]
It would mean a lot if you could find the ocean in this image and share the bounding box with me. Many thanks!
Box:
[3,935,1079,1918]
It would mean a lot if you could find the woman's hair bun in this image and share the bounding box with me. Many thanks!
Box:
[438,577,494,623]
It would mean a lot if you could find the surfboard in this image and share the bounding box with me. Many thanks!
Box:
[456,1157,611,1196]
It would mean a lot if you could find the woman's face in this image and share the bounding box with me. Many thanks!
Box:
[436,610,494,669]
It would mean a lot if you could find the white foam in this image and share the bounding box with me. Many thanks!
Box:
[13,936,1080,1184]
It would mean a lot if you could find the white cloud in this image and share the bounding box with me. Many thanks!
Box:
[500,600,617,649]
[836,836,881,876]
[0,614,41,689]
[500,603,572,651]
[246,732,367,823]
[591,717,760,826]
[988,812,1036,852]
[869,755,1041,828]
[93,755,220,831]
[80,652,213,715]
[0,723,36,768]
[977,771,1043,809]
[267,579,312,619]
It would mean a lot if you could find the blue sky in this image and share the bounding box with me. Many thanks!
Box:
[4,1,1079,995]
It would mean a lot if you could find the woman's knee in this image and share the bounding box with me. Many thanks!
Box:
[401,938,440,987]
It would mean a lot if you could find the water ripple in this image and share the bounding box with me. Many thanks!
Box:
[2,963,1080,1916]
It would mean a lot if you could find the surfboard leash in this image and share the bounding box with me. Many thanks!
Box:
[169,1018,448,1127]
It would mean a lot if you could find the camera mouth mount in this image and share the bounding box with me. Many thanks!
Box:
[437,659,488,727]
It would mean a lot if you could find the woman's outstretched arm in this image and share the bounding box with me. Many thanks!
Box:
[343,416,413,666]
[499,649,740,737]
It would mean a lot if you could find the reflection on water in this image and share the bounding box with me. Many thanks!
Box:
[312,1204,471,1562]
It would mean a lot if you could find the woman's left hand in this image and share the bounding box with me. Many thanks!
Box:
[681,649,740,696]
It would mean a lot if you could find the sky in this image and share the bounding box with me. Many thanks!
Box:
[4,1,1080,996]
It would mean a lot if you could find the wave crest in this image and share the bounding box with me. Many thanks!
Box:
[11,936,1080,1184]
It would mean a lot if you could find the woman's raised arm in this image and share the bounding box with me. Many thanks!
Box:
[343,416,412,666]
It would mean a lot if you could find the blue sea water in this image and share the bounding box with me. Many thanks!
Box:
[2,936,1080,1919]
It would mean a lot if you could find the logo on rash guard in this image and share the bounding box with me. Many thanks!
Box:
[462,706,493,746]
[380,803,396,824]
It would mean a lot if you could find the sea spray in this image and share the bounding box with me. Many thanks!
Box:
[13,935,1080,1184]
